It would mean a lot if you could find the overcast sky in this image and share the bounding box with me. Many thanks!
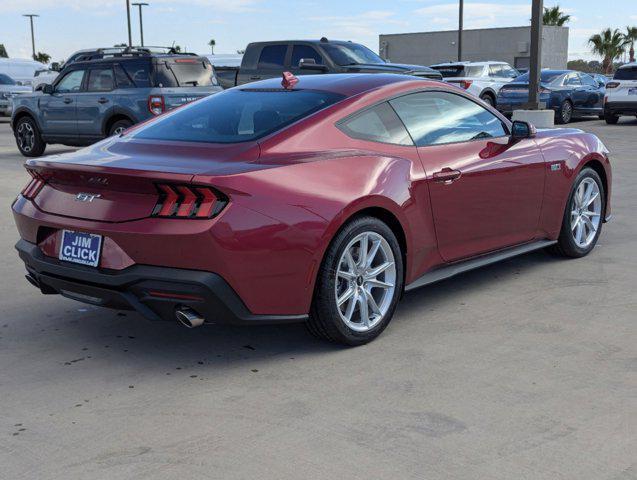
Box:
[2,0,636,63]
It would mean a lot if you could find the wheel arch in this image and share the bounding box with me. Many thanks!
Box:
[102,111,135,137]
[580,157,610,221]
[480,89,497,104]
[12,108,42,132]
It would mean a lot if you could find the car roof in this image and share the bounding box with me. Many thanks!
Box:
[69,53,205,67]
[430,61,506,67]
[240,73,443,97]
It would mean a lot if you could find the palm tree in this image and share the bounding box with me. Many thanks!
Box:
[543,5,570,26]
[208,38,216,54]
[33,52,51,63]
[624,26,637,63]
[589,28,628,74]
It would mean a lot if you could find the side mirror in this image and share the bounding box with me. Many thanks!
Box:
[299,58,327,71]
[598,81,606,88]
[511,120,536,140]
[42,84,54,94]
[51,62,61,72]
[34,83,46,92]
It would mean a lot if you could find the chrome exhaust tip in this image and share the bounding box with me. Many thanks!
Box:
[175,307,205,328]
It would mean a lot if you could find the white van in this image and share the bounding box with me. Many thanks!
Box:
[0,58,48,88]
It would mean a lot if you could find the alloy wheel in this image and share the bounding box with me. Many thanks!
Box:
[562,102,572,123]
[17,122,35,153]
[334,231,396,332]
[570,177,602,248]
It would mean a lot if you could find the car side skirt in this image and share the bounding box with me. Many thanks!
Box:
[405,239,556,292]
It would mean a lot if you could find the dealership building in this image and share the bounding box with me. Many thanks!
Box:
[379,26,569,70]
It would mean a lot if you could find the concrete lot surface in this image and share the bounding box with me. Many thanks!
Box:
[0,117,635,479]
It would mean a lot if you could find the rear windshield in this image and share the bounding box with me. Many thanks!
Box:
[0,73,16,85]
[431,65,484,78]
[155,58,217,87]
[614,66,637,80]
[514,71,564,84]
[133,88,345,143]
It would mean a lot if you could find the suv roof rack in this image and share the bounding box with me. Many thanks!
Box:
[74,46,198,63]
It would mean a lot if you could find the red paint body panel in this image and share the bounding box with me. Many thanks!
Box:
[12,75,612,317]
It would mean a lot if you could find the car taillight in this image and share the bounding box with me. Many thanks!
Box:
[148,95,165,115]
[459,80,473,89]
[606,82,620,89]
[21,170,45,200]
[152,184,227,219]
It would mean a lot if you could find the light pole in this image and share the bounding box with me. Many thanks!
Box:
[527,0,544,110]
[457,0,464,62]
[132,2,149,47]
[125,0,132,47]
[23,14,39,60]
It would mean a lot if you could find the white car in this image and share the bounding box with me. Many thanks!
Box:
[0,73,31,116]
[0,58,47,88]
[429,61,520,106]
[604,63,637,124]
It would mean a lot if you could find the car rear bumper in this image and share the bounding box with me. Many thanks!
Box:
[605,102,637,116]
[16,239,308,325]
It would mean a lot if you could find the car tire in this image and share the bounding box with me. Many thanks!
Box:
[108,119,133,137]
[307,216,404,346]
[14,116,46,157]
[548,167,605,258]
[604,113,619,124]
[555,100,573,124]
[480,93,495,107]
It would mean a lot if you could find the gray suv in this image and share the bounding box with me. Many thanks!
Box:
[11,48,222,157]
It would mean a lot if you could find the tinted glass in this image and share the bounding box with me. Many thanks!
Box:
[614,66,637,80]
[121,61,151,87]
[133,89,345,144]
[258,45,287,69]
[338,102,412,145]
[0,73,16,85]
[87,67,114,91]
[321,44,384,66]
[500,65,519,78]
[564,74,581,86]
[56,70,85,92]
[156,59,215,87]
[291,45,323,66]
[113,65,134,88]
[488,64,503,77]
[390,91,507,147]
[581,74,597,87]
[431,65,485,78]
[514,71,564,84]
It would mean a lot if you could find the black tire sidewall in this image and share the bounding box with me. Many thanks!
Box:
[557,168,605,257]
[15,116,45,157]
[109,119,133,136]
[480,93,495,107]
[311,217,404,345]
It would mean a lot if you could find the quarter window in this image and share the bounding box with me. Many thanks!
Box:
[258,45,287,69]
[87,68,115,92]
[55,70,85,93]
[390,91,507,147]
[121,61,152,87]
[338,102,412,145]
[113,65,134,88]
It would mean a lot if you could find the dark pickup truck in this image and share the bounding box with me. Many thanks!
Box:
[215,38,442,89]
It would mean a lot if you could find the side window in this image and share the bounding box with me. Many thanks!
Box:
[488,64,503,77]
[291,45,323,67]
[580,74,596,87]
[87,67,115,92]
[121,61,152,87]
[565,74,581,86]
[500,65,519,78]
[337,102,412,146]
[113,65,134,88]
[55,70,85,93]
[390,91,507,147]
[258,45,288,69]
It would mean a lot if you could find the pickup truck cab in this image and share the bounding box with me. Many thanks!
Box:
[215,38,442,89]
[12,47,222,157]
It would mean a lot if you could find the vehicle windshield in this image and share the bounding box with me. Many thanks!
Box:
[156,58,216,87]
[132,88,345,144]
[513,71,564,84]
[0,73,16,85]
[321,43,384,66]
[614,66,637,80]
[431,65,484,78]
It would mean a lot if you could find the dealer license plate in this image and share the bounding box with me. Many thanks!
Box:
[59,230,102,267]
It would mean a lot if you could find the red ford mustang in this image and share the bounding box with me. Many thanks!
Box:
[12,74,612,345]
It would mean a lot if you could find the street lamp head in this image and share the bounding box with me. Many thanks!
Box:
[22,14,40,17]
[132,2,149,6]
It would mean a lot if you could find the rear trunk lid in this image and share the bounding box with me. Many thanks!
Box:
[26,137,260,222]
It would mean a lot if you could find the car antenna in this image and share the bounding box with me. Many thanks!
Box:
[281,71,299,89]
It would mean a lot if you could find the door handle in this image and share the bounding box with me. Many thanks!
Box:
[249,75,262,80]
[433,168,462,184]
[97,98,109,104]
[63,98,73,104]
